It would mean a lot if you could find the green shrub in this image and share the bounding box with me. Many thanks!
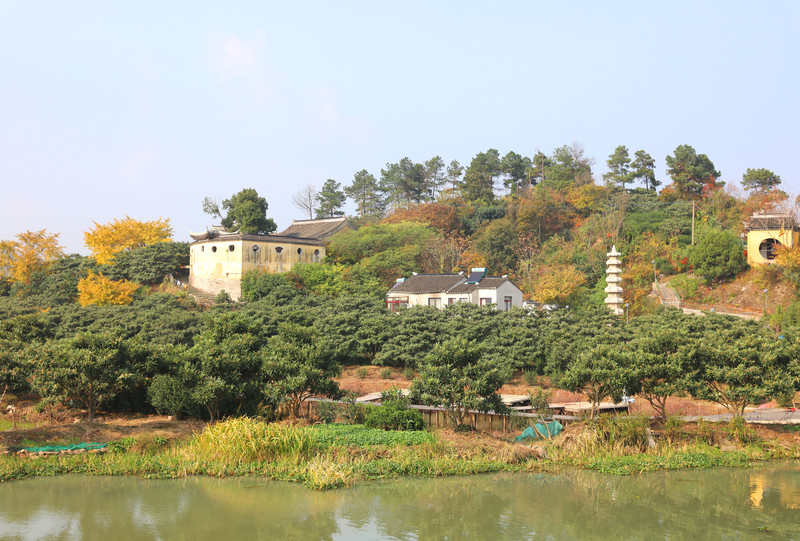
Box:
[148,374,193,419]
[356,367,369,379]
[316,401,338,424]
[402,367,415,380]
[523,371,538,386]
[364,388,423,431]
[689,228,747,285]
[340,396,366,425]
[380,368,393,379]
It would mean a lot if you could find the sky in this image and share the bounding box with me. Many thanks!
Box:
[1,1,799,254]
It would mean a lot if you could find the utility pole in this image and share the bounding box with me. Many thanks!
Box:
[691,201,696,246]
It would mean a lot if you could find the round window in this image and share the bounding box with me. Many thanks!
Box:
[759,238,781,260]
[252,245,259,253]
[297,248,302,255]
[228,245,235,252]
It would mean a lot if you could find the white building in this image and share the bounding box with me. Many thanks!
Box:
[385,268,523,311]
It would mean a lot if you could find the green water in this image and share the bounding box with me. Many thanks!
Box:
[2,465,800,540]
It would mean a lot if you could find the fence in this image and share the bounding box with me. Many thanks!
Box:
[304,398,577,434]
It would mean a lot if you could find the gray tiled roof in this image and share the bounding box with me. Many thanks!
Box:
[388,274,515,295]
[449,276,509,293]
[278,217,350,239]
[389,274,466,294]
[745,214,797,231]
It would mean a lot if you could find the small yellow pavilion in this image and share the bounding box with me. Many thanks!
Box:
[744,213,799,266]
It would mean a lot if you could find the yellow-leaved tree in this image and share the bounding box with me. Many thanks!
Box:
[530,263,586,305]
[77,271,140,306]
[84,216,172,264]
[0,229,65,284]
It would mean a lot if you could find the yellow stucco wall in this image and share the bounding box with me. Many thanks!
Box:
[746,229,798,266]
[189,237,325,300]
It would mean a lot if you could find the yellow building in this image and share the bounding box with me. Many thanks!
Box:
[188,217,349,300]
[744,213,799,266]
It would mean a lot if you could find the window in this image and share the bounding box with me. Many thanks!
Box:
[275,246,283,254]
[448,298,456,305]
[479,297,492,306]
[211,246,217,253]
[504,296,513,311]
[228,245,235,252]
[201,246,204,252]
[297,248,303,255]
[759,238,781,260]
[314,249,320,257]
[428,298,441,308]
[252,245,259,253]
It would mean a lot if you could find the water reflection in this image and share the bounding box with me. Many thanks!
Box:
[0,465,799,540]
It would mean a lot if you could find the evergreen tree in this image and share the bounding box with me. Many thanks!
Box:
[316,179,346,218]
[630,150,659,191]
[462,149,501,203]
[345,170,383,217]
[603,145,632,190]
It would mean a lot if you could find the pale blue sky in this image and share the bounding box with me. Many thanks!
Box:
[1,1,798,253]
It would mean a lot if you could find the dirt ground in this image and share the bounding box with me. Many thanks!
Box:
[336,367,729,417]
[667,268,795,314]
[0,397,205,453]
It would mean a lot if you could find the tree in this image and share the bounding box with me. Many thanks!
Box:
[423,156,445,200]
[261,323,341,418]
[630,150,659,191]
[603,145,632,190]
[741,168,781,192]
[203,188,276,235]
[445,159,464,196]
[411,337,508,427]
[501,151,532,196]
[689,228,747,284]
[686,329,795,419]
[560,342,637,418]
[530,151,551,187]
[628,315,695,419]
[345,170,383,217]
[665,145,722,200]
[316,179,346,218]
[292,184,318,219]
[462,149,501,203]
[381,158,426,209]
[472,217,517,274]
[76,271,140,306]
[189,312,267,421]
[29,333,145,422]
[546,143,594,188]
[0,230,65,285]
[84,216,172,264]
[104,242,189,285]
[529,264,586,306]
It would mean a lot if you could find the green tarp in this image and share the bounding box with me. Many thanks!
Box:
[22,442,107,453]
[514,421,563,442]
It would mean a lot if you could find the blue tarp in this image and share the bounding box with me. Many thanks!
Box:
[514,421,563,442]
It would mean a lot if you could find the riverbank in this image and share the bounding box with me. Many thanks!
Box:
[2,416,800,489]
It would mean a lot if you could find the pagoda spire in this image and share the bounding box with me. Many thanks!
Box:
[604,245,624,316]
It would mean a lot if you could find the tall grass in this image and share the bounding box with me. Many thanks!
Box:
[186,418,316,463]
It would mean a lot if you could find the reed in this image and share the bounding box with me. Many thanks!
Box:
[186,418,316,463]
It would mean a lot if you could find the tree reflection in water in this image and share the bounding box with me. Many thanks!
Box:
[1,465,799,539]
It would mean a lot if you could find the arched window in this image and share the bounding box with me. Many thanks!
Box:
[228,245,235,252]
[275,246,283,254]
[314,249,320,257]
[759,238,781,260]
[297,248,303,255]
[211,246,217,253]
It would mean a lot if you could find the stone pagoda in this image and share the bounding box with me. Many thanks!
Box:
[604,245,624,316]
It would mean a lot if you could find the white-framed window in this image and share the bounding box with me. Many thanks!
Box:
[428,297,441,308]
[479,297,492,306]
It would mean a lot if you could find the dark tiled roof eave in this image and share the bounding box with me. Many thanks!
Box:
[191,234,325,247]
